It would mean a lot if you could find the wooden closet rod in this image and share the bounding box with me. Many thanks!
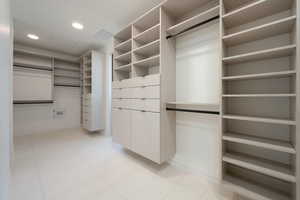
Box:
[166,107,220,115]
[166,15,220,39]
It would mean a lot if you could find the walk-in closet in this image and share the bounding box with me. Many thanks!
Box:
[0,0,299,200]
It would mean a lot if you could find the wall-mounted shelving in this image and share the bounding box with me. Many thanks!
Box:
[53,58,80,88]
[221,0,299,198]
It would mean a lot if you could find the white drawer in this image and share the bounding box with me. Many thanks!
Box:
[112,81,121,89]
[129,77,144,88]
[120,79,131,88]
[143,74,160,86]
[112,99,122,108]
[112,88,122,99]
[130,99,144,110]
[144,99,160,112]
[120,88,132,99]
[143,86,160,99]
[131,87,144,98]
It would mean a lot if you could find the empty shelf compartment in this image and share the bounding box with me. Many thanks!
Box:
[223,45,296,64]
[223,16,297,46]
[223,0,294,28]
[223,152,295,182]
[223,133,295,154]
[167,5,219,36]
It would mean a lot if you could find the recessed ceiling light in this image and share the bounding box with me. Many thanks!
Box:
[72,22,84,30]
[27,34,39,40]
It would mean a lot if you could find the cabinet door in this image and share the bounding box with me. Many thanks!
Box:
[131,111,160,163]
[112,109,131,149]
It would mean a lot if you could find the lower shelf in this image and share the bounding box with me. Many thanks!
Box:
[223,153,295,182]
[223,133,296,154]
[223,115,296,125]
[223,175,291,200]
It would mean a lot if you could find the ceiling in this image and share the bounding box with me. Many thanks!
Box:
[12,0,164,56]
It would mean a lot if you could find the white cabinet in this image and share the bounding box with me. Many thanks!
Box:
[131,111,160,163]
[81,51,105,132]
[112,109,131,149]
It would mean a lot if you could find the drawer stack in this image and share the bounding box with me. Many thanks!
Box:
[112,74,160,112]
[112,74,162,162]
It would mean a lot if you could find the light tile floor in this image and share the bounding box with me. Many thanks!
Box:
[11,129,236,200]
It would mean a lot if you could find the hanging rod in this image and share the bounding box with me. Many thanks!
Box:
[14,100,54,105]
[166,107,220,115]
[54,84,80,88]
[14,64,53,71]
[166,15,220,39]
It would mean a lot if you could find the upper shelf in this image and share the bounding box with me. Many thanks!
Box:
[134,24,160,45]
[114,26,132,45]
[114,39,132,52]
[223,45,296,64]
[223,0,294,28]
[167,5,220,36]
[133,39,160,57]
[223,16,296,46]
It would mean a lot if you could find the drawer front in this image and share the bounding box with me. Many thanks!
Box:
[112,99,122,108]
[144,99,160,112]
[130,77,144,88]
[120,88,132,99]
[131,87,144,98]
[112,88,121,99]
[143,86,160,99]
[112,81,121,89]
[143,74,160,86]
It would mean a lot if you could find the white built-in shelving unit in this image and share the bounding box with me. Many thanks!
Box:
[13,46,80,103]
[221,0,299,199]
[112,5,176,164]
[112,0,300,199]
[53,58,80,88]
[81,50,105,132]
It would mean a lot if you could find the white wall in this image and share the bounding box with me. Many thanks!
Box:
[171,21,221,181]
[0,0,13,198]
[13,46,81,136]
[14,87,81,136]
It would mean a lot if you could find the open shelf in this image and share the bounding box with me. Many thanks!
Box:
[55,66,80,72]
[14,63,53,71]
[114,39,132,52]
[114,51,131,63]
[54,74,80,79]
[223,45,296,64]
[133,55,160,68]
[223,115,296,125]
[222,94,296,98]
[167,5,219,36]
[114,64,131,72]
[114,26,132,45]
[222,0,294,28]
[223,175,291,200]
[133,7,160,35]
[134,24,160,45]
[223,152,295,182]
[222,70,296,81]
[133,39,160,57]
[223,16,297,46]
[223,133,296,154]
[223,0,254,14]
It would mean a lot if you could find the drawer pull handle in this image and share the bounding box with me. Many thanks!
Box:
[141,110,146,112]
